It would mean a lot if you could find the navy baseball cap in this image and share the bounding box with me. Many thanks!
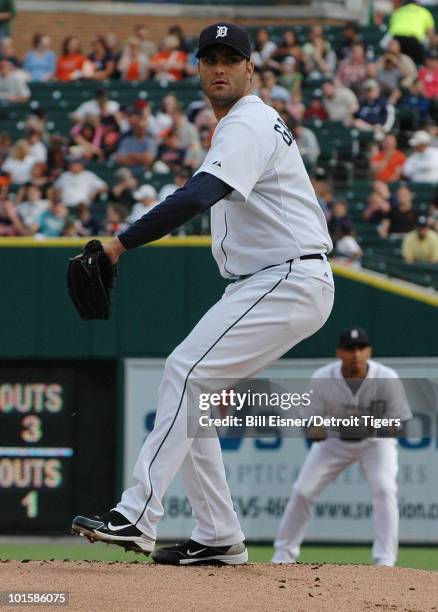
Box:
[196,23,251,60]
[338,327,370,348]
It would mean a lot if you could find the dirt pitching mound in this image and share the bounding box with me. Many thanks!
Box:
[1,561,437,612]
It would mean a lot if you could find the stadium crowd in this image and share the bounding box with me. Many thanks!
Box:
[0,11,437,265]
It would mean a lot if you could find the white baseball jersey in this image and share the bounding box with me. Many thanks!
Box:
[196,94,332,278]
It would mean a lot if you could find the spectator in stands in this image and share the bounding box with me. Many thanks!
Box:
[127,184,158,223]
[380,184,418,236]
[20,161,51,199]
[403,130,438,182]
[54,157,107,208]
[36,196,68,237]
[0,131,11,162]
[277,57,302,96]
[150,35,187,81]
[287,90,305,121]
[185,127,211,170]
[158,166,189,201]
[71,88,120,125]
[23,33,56,81]
[311,166,333,219]
[155,94,179,133]
[402,214,438,262]
[115,107,157,168]
[399,78,431,126]
[322,79,359,123]
[251,28,277,69]
[289,119,320,167]
[2,139,35,184]
[132,24,157,59]
[304,90,328,120]
[262,69,291,103]
[0,58,30,101]
[0,197,22,235]
[336,21,362,60]
[88,37,116,81]
[336,41,368,93]
[16,184,48,234]
[56,36,89,81]
[352,79,395,135]
[168,24,190,54]
[102,203,128,236]
[363,181,392,223]
[74,202,100,236]
[335,220,363,265]
[374,49,414,96]
[382,38,417,88]
[389,0,435,65]
[24,127,47,164]
[118,37,149,82]
[418,49,438,100]
[0,0,15,39]
[110,167,137,210]
[303,25,336,79]
[328,197,352,241]
[0,37,19,67]
[70,117,104,161]
[169,104,199,150]
[155,128,186,172]
[270,30,304,71]
[370,133,407,182]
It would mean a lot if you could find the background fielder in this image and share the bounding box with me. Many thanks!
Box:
[272,327,412,566]
[72,22,334,566]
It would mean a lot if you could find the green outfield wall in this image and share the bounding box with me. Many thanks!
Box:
[1,241,437,358]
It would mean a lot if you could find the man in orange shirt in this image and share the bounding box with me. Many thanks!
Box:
[150,34,187,81]
[370,133,406,183]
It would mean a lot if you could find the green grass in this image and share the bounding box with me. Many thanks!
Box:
[1,544,437,570]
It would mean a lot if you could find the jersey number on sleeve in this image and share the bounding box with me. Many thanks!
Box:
[274,117,294,147]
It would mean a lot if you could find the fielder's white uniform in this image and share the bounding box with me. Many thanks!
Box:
[273,359,412,566]
[116,94,335,546]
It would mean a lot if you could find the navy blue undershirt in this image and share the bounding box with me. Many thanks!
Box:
[118,172,232,250]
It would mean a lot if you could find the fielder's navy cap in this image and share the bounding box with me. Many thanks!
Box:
[196,23,251,60]
[338,327,370,348]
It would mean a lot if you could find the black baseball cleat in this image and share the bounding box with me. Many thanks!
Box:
[151,538,248,565]
[71,510,155,554]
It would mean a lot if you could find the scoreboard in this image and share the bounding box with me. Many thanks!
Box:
[0,362,117,535]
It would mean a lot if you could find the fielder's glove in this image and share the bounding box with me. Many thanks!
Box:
[67,239,117,320]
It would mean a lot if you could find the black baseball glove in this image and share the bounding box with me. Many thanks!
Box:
[67,239,117,320]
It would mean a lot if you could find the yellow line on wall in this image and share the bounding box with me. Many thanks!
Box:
[1,237,437,306]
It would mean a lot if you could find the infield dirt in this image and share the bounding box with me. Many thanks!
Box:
[1,561,437,611]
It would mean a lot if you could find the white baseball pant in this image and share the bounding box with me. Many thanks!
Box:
[272,437,399,566]
[117,258,334,546]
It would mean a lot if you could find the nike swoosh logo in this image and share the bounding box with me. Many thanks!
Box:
[187,548,207,557]
[107,522,132,532]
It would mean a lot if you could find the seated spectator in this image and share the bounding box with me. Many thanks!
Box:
[88,37,116,80]
[132,24,157,59]
[0,58,30,102]
[379,184,418,236]
[263,69,291,103]
[277,57,302,96]
[398,79,431,126]
[115,107,157,168]
[402,215,438,262]
[304,90,328,121]
[24,126,47,164]
[46,141,66,181]
[0,198,23,236]
[102,203,128,236]
[328,197,352,241]
[167,24,190,54]
[402,130,438,183]
[70,117,104,161]
[322,79,359,123]
[54,157,107,208]
[389,0,435,65]
[303,25,336,79]
[185,127,211,170]
[362,180,391,222]
[418,49,438,100]
[289,119,320,167]
[270,30,303,71]
[24,161,51,198]
[375,51,412,96]
[56,36,90,81]
[169,104,200,150]
[2,139,35,184]
[23,33,56,82]
[158,167,190,200]
[71,88,120,124]
[74,202,100,236]
[287,90,305,121]
[352,79,395,135]
[335,220,363,264]
[127,185,158,223]
[156,128,186,172]
[118,37,149,81]
[370,133,407,182]
[383,38,417,88]
[336,21,362,61]
[311,166,333,219]
[0,37,20,67]
[336,41,368,93]
[110,167,137,209]
[150,35,187,81]
[251,28,277,69]
[155,94,178,134]
[16,184,48,233]
[36,197,69,237]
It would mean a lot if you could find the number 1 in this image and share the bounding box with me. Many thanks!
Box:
[21,491,38,518]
